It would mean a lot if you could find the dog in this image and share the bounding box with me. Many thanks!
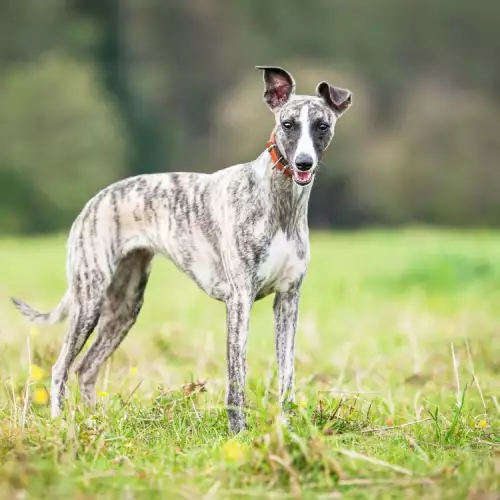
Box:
[12,66,352,433]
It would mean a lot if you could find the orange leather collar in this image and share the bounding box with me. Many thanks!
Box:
[266,132,292,178]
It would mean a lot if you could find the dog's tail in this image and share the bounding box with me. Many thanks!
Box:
[11,291,70,326]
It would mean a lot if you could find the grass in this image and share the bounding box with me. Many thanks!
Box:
[0,229,499,499]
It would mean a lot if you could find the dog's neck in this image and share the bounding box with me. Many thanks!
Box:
[258,147,312,231]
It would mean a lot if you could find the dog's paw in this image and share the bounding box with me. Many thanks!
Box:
[228,412,246,434]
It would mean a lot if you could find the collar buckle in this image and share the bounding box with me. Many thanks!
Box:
[266,133,292,179]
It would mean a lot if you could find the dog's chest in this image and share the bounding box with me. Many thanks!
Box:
[257,231,307,294]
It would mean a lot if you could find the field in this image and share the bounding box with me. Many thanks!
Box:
[0,230,499,499]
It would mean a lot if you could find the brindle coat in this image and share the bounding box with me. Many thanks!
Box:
[12,67,352,433]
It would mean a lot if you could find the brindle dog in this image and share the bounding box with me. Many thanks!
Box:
[12,67,352,433]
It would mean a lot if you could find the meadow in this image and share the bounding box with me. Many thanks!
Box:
[0,230,499,499]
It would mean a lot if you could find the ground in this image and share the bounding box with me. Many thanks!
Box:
[0,230,499,499]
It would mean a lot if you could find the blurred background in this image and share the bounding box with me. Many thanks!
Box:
[0,0,499,234]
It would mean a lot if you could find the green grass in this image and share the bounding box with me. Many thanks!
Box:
[0,229,499,499]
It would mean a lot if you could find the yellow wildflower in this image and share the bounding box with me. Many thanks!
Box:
[98,391,108,397]
[299,401,307,408]
[33,388,49,405]
[222,441,247,462]
[30,364,45,382]
[29,327,39,337]
[130,366,138,376]
[478,419,489,429]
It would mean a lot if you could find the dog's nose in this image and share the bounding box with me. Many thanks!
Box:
[295,154,314,171]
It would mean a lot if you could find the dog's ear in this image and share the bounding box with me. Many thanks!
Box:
[316,81,352,117]
[256,66,296,112]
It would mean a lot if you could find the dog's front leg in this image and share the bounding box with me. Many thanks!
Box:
[226,295,251,433]
[273,287,300,412]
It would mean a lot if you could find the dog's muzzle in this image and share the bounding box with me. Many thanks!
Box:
[266,133,315,186]
[293,154,315,185]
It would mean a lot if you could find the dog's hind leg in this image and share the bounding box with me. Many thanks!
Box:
[77,249,153,406]
[51,297,101,417]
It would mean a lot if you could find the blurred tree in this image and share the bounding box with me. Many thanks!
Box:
[0,0,99,64]
[355,81,500,226]
[0,54,128,232]
[0,0,499,232]
[74,0,254,175]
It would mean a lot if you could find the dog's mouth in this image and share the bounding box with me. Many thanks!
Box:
[292,169,314,186]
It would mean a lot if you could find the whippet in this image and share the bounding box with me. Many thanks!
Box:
[12,66,352,433]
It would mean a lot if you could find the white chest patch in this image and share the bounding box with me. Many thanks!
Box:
[258,231,305,293]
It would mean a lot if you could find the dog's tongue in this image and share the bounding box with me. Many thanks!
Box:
[295,171,312,183]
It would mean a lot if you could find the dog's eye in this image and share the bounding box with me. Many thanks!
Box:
[282,121,293,130]
[318,122,330,132]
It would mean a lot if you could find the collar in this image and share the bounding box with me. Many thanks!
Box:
[266,131,293,178]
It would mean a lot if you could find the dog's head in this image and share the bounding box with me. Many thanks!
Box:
[257,66,352,186]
